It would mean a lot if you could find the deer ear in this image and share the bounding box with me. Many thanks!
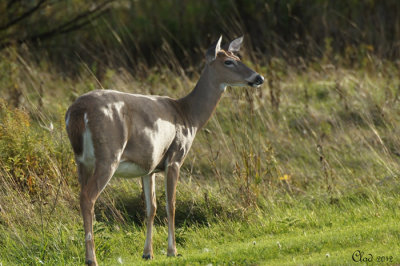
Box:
[206,35,222,63]
[228,36,243,52]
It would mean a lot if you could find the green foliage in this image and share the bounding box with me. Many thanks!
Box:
[0,100,43,192]
[0,99,75,194]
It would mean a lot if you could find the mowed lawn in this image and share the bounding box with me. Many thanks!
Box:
[2,186,399,265]
[146,220,399,265]
[97,194,400,266]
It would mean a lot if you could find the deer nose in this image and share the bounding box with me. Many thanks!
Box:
[254,75,264,85]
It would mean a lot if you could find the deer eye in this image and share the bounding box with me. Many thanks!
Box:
[224,60,234,66]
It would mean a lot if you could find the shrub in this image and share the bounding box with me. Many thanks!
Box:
[0,100,75,194]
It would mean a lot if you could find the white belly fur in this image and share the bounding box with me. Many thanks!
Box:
[114,160,147,178]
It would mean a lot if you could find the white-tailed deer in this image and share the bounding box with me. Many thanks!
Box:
[65,36,263,265]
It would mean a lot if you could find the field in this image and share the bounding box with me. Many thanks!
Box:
[1,41,400,265]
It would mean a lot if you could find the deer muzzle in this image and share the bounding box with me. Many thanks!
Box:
[247,74,264,87]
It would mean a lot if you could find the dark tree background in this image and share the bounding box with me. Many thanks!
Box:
[1,0,399,75]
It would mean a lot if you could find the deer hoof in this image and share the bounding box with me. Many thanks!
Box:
[167,250,182,257]
[85,259,97,265]
[167,253,182,257]
[142,254,153,260]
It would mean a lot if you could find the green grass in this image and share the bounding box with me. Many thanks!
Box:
[1,187,399,265]
[132,195,400,266]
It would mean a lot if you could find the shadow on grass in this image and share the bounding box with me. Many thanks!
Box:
[95,187,244,228]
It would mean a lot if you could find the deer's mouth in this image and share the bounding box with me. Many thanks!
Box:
[247,81,259,87]
[246,74,264,87]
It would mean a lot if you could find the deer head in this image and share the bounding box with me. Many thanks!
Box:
[205,36,264,90]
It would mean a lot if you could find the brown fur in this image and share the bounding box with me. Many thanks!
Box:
[65,105,86,155]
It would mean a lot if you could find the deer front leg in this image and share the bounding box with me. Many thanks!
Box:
[142,173,157,259]
[165,162,180,256]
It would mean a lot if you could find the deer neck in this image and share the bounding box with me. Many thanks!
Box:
[178,65,225,130]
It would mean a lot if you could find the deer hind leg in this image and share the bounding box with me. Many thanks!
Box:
[165,162,180,256]
[142,173,157,259]
[79,156,121,266]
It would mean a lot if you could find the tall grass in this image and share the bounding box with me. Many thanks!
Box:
[1,40,400,263]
